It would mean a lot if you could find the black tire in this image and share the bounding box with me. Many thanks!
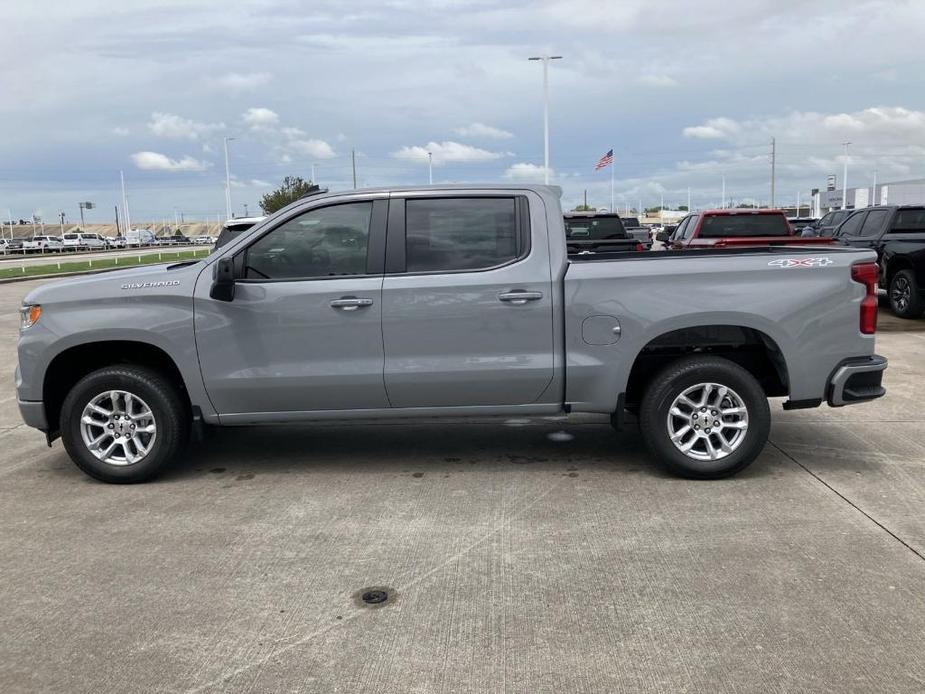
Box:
[888,269,924,319]
[60,365,189,483]
[639,356,771,479]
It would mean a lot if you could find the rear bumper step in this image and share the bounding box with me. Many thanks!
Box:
[827,355,888,407]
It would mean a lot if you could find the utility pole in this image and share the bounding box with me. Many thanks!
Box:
[223,136,235,219]
[427,151,433,185]
[114,205,120,236]
[872,169,878,206]
[841,142,851,210]
[769,137,776,208]
[351,149,357,189]
[120,170,131,234]
[528,55,563,185]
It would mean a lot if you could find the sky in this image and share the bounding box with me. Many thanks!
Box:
[2,0,925,223]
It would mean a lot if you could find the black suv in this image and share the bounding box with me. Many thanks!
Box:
[833,205,925,318]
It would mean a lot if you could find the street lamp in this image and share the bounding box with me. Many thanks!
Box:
[427,151,433,185]
[841,142,851,210]
[223,136,235,219]
[528,55,562,185]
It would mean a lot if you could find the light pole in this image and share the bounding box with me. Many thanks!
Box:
[223,136,235,219]
[427,151,433,185]
[243,203,249,217]
[721,174,726,209]
[872,169,878,206]
[841,142,851,210]
[528,55,562,185]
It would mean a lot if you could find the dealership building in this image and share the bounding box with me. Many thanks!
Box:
[813,177,925,216]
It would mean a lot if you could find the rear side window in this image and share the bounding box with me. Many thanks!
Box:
[891,209,925,233]
[564,217,626,240]
[64,234,78,240]
[699,214,790,238]
[405,197,521,273]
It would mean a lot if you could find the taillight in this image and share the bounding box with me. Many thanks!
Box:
[635,242,645,251]
[851,262,878,335]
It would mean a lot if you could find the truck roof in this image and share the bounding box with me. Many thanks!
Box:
[699,208,787,216]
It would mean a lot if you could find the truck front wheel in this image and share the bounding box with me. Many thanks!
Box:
[60,365,189,483]
[639,356,770,479]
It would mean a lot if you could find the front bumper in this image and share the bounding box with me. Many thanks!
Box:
[827,355,888,407]
[18,399,48,430]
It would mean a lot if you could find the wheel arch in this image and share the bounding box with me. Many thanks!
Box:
[623,324,790,409]
[43,340,192,438]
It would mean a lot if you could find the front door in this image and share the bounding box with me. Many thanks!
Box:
[195,198,389,415]
[381,194,555,408]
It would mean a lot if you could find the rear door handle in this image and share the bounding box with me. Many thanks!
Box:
[330,297,374,311]
[498,290,543,305]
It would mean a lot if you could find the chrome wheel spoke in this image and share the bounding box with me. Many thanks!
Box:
[667,382,749,463]
[80,390,157,467]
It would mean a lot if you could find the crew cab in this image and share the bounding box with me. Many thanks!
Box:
[16,185,886,484]
[23,235,64,252]
[665,209,832,249]
[563,212,644,253]
[619,216,653,249]
[832,205,925,318]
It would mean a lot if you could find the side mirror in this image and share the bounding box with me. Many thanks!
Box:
[210,257,236,301]
[656,231,670,243]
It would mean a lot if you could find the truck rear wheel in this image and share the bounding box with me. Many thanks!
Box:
[60,365,189,483]
[639,356,770,479]
[888,269,924,319]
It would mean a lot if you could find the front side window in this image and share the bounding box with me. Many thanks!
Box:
[859,210,889,237]
[682,216,699,239]
[405,197,520,272]
[244,202,372,279]
[837,211,866,237]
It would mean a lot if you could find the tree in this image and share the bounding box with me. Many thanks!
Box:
[259,176,319,214]
[572,204,596,212]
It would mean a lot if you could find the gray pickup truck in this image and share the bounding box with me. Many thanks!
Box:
[16,185,887,483]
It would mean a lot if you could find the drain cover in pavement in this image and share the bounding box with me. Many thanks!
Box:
[361,590,388,605]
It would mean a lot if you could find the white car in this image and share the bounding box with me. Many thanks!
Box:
[125,229,156,246]
[192,235,215,245]
[62,233,107,250]
[23,235,64,252]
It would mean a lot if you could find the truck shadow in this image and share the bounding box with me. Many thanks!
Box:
[162,417,779,482]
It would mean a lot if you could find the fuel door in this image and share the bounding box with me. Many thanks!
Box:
[582,314,622,345]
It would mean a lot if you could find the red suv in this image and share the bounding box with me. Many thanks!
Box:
[666,209,833,249]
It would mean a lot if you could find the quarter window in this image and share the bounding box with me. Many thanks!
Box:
[405,197,521,272]
[244,202,372,279]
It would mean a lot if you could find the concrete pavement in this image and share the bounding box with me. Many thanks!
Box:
[0,278,923,693]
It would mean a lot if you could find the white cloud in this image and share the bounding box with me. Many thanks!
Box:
[287,138,337,159]
[112,126,130,136]
[393,141,509,165]
[250,179,272,187]
[454,122,514,139]
[210,72,273,93]
[242,107,279,130]
[637,74,678,88]
[148,112,224,140]
[281,126,306,138]
[683,117,741,140]
[503,163,553,181]
[130,151,211,172]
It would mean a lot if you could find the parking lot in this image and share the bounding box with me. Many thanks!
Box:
[0,277,923,692]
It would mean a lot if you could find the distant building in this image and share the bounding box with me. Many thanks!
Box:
[813,177,925,215]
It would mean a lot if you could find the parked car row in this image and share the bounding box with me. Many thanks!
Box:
[0,230,216,254]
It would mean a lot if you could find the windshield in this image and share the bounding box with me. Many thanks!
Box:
[699,214,791,238]
[563,217,627,240]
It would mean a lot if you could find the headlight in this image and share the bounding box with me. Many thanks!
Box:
[19,305,41,330]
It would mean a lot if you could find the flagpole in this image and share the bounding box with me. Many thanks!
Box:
[610,150,614,213]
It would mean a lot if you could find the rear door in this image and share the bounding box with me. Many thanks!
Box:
[381,193,555,407]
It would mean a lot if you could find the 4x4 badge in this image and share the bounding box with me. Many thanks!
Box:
[768,257,833,268]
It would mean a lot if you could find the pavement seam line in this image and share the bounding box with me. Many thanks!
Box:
[183,477,564,694]
[769,439,925,565]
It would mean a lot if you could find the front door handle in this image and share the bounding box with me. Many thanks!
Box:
[330,297,374,311]
[498,290,543,305]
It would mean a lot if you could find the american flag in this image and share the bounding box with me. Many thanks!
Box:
[595,149,614,170]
